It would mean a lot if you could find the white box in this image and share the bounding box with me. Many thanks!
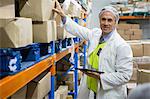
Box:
[33,20,57,43]
[20,0,55,21]
[57,26,67,39]
[27,72,51,99]
[55,86,68,99]
[0,0,15,18]
[0,17,33,48]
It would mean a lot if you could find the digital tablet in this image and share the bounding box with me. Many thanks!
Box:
[75,68,104,74]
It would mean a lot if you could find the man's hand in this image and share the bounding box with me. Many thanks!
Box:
[81,70,101,80]
[52,0,66,18]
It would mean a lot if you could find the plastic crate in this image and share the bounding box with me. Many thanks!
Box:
[0,49,21,78]
[13,43,40,62]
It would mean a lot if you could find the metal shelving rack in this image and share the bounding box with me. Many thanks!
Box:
[0,42,86,99]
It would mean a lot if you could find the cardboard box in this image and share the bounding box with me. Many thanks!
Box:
[27,72,51,99]
[0,17,33,48]
[129,43,143,57]
[20,0,55,21]
[137,69,150,84]
[119,31,130,40]
[65,81,74,91]
[130,29,142,40]
[33,20,57,43]
[55,92,60,99]
[57,26,67,39]
[11,85,27,99]
[57,70,82,82]
[66,95,73,99]
[143,42,150,56]
[131,24,140,29]
[138,63,150,70]
[55,86,68,99]
[57,71,74,82]
[117,24,131,30]
[0,0,15,18]
[126,40,141,43]
[133,56,150,62]
[43,94,49,99]
[67,2,76,16]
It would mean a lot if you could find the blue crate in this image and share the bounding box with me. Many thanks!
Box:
[13,43,40,62]
[0,49,21,78]
[73,37,80,43]
[132,12,148,16]
[55,40,62,53]
[39,41,54,57]
[62,38,68,48]
[67,38,72,46]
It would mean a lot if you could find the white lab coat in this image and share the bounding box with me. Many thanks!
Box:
[64,16,133,99]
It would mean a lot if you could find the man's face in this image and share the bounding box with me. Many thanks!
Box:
[99,11,116,35]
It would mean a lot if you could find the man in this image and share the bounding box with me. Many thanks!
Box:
[53,1,133,99]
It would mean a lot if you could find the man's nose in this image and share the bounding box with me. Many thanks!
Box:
[103,20,109,25]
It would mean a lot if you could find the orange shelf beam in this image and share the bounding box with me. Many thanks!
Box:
[0,43,81,99]
[0,55,54,99]
[55,43,80,62]
[120,16,150,20]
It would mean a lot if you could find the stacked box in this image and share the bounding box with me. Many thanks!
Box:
[43,94,49,99]
[137,69,150,84]
[0,17,33,48]
[65,81,74,91]
[118,29,130,40]
[20,0,55,21]
[130,29,142,40]
[55,15,67,39]
[33,20,57,43]
[26,72,51,99]
[128,42,143,57]
[57,71,82,82]
[117,24,131,30]
[131,24,140,29]
[117,24,142,40]
[66,95,73,99]
[138,63,150,70]
[133,55,150,68]
[142,41,150,56]
[20,0,57,42]
[57,26,67,39]
[67,2,81,17]
[133,56,150,64]
[0,0,15,18]
[55,86,68,99]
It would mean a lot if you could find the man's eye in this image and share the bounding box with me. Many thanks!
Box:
[108,19,112,22]
[102,18,106,21]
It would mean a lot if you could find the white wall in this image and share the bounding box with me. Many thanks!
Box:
[86,0,112,29]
